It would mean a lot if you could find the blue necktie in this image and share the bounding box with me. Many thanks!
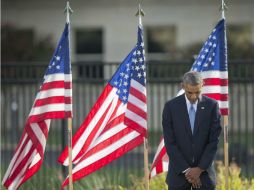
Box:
[189,104,196,134]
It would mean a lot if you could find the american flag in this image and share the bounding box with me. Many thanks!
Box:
[192,19,228,115]
[150,19,228,178]
[2,23,72,190]
[58,26,147,188]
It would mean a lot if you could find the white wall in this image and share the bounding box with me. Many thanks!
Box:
[2,0,254,62]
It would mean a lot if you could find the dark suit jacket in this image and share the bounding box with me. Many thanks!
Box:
[162,94,222,189]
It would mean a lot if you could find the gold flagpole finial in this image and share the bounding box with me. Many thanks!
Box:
[135,2,145,26]
[135,3,145,17]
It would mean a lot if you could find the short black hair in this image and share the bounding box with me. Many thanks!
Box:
[182,71,203,85]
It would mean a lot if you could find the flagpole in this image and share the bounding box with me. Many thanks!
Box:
[67,119,73,190]
[143,137,149,190]
[135,3,149,190]
[221,0,227,19]
[65,1,74,190]
[220,1,229,190]
[223,115,229,190]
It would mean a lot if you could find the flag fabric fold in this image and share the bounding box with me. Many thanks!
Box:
[58,25,147,188]
[150,138,168,178]
[150,19,228,178]
[2,23,72,190]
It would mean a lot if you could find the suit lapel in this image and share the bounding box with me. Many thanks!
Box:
[180,95,193,138]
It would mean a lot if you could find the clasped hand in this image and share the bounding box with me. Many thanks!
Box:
[185,167,203,188]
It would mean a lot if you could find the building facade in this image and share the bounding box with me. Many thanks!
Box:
[2,0,254,62]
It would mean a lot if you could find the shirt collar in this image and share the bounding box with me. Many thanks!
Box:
[185,94,198,112]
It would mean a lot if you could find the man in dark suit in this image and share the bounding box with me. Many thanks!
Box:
[162,71,222,190]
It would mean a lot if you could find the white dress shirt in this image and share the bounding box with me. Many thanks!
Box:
[185,95,198,113]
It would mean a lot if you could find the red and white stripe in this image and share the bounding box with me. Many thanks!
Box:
[2,73,72,190]
[61,129,143,188]
[28,74,72,122]
[201,71,228,115]
[125,79,147,136]
[58,79,147,188]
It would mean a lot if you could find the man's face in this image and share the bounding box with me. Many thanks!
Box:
[182,83,203,104]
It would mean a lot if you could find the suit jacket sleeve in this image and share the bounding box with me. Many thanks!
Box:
[162,102,189,174]
[198,102,222,170]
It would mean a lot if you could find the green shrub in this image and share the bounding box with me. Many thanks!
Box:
[127,161,254,190]
[74,169,126,190]
[127,173,167,190]
[216,161,254,190]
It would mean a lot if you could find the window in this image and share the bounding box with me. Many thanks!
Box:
[1,25,55,79]
[146,25,176,60]
[75,28,103,60]
[76,29,103,54]
[2,25,35,62]
[146,25,177,78]
[227,23,253,59]
[75,28,104,79]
